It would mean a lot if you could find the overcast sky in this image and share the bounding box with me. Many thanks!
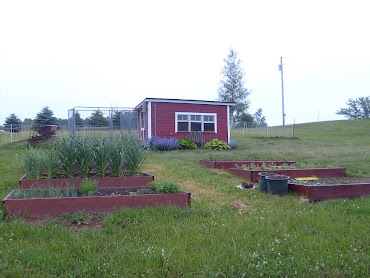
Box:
[1,0,369,126]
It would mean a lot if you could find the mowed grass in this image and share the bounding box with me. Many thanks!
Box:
[0,120,369,277]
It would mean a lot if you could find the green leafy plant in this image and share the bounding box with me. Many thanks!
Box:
[42,149,59,179]
[76,138,95,178]
[149,180,182,194]
[70,210,90,225]
[135,188,154,195]
[55,137,79,178]
[92,137,112,177]
[178,138,197,150]
[79,180,98,196]
[110,140,125,177]
[203,139,230,150]
[122,135,148,176]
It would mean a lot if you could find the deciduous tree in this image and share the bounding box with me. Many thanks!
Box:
[336,96,370,119]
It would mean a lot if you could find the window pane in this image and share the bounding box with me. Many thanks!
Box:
[191,115,201,121]
[178,122,188,131]
[191,122,201,131]
[204,123,215,132]
[178,115,188,121]
[208,116,214,122]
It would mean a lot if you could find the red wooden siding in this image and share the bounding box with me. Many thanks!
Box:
[150,102,229,142]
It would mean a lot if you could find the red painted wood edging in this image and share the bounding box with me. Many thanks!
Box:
[199,159,295,169]
[19,173,154,189]
[226,167,346,182]
[288,182,370,201]
[2,191,191,217]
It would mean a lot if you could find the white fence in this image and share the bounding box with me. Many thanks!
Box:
[231,122,294,137]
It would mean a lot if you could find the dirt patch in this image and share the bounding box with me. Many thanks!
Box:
[291,177,370,186]
[230,200,251,214]
[80,188,157,197]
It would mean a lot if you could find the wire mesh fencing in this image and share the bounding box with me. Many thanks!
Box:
[231,122,294,138]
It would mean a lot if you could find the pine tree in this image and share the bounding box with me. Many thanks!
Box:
[88,110,109,126]
[32,107,58,129]
[4,113,22,132]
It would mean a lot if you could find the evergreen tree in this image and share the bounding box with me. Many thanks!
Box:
[218,48,252,125]
[23,118,33,125]
[4,113,22,132]
[74,112,84,126]
[336,96,370,119]
[88,110,109,126]
[32,106,58,129]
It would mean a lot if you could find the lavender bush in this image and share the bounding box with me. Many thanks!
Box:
[148,137,179,151]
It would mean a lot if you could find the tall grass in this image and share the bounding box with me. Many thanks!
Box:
[42,149,59,179]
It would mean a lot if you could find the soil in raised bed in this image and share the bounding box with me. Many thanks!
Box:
[81,188,158,197]
[290,177,370,186]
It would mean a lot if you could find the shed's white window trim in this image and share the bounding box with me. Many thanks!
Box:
[175,112,217,133]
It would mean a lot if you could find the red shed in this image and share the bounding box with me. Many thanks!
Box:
[135,98,235,144]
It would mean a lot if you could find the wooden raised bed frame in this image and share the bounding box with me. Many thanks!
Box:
[200,159,295,169]
[19,173,154,189]
[2,191,191,217]
[227,167,346,182]
[288,182,370,201]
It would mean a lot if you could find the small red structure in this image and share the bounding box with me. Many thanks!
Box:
[135,98,235,143]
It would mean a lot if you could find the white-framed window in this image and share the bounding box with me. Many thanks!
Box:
[175,112,217,133]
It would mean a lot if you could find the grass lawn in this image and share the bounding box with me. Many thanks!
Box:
[0,119,369,277]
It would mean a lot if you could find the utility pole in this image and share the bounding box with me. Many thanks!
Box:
[279,57,286,126]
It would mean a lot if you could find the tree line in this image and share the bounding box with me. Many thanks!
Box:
[2,107,137,132]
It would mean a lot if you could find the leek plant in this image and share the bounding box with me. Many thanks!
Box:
[122,135,147,176]
[55,137,79,178]
[92,137,112,177]
[24,147,44,179]
[110,140,125,177]
[43,149,59,179]
[76,138,95,178]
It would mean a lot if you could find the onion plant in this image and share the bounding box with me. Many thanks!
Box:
[24,147,44,179]
[55,137,79,178]
[42,149,59,179]
[76,138,95,178]
[92,137,112,177]
[110,139,125,177]
[122,135,147,176]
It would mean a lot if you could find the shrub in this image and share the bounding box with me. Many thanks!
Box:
[148,137,179,151]
[178,138,197,150]
[79,180,98,196]
[203,139,230,150]
[149,180,182,194]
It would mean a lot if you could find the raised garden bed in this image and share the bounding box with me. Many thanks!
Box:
[19,173,154,189]
[288,177,370,201]
[2,188,191,217]
[227,167,346,182]
[200,159,295,169]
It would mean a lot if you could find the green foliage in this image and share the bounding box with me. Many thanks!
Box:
[178,138,197,150]
[135,188,154,195]
[92,137,112,177]
[4,113,22,127]
[55,137,79,178]
[42,148,59,179]
[79,180,98,196]
[76,138,95,178]
[24,147,44,179]
[87,110,109,126]
[149,180,182,194]
[218,48,252,119]
[110,140,125,177]
[203,139,230,150]
[32,106,58,129]
[336,96,370,119]
[122,135,147,176]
